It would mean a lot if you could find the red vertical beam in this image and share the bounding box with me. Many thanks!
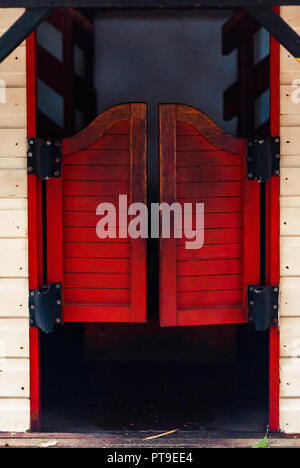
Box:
[268,6,280,432]
[130,103,147,322]
[26,32,41,431]
[159,104,177,326]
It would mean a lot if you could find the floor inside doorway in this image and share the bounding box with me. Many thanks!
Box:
[41,359,268,433]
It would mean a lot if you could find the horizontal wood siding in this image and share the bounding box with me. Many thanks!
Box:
[280,6,300,434]
[0,8,29,432]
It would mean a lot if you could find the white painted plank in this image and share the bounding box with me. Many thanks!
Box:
[280,85,300,115]
[0,88,26,116]
[0,239,28,277]
[0,198,27,210]
[280,277,300,317]
[0,115,26,129]
[0,398,30,432]
[0,279,28,318]
[0,9,24,29]
[0,73,26,88]
[280,357,300,397]
[0,129,26,157]
[0,210,27,237]
[281,114,300,126]
[0,170,27,198]
[281,127,300,155]
[281,156,300,168]
[0,318,29,358]
[281,6,300,25]
[280,206,300,235]
[280,318,300,357]
[280,72,300,86]
[281,168,300,196]
[0,47,26,74]
[0,158,26,170]
[0,358,29,398]
[280,398,300,434]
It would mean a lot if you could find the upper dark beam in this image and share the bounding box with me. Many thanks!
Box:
[248,6,300,60]
[0,8,52,63]
[0,1,299,7]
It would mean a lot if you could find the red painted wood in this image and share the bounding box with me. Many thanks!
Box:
[269,14,280,432]
[47,104,147,323]
[160,104,260,326]
[159,105,177,327]
[27,32,41,431]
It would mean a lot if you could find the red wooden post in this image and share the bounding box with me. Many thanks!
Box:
[27,31,42,431]
[268,8,280,431]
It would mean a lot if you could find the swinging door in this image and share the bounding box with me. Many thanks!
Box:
[47,103,147,323]
[159,104,261,327]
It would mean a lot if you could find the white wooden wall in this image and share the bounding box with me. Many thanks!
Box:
[280,6,300,434]
[0,8,29,432]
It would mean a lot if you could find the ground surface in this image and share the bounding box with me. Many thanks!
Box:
[0,431,299,448]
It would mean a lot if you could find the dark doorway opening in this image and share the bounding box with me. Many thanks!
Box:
[38,8,270,433]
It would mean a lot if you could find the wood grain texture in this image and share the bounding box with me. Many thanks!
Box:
[160,104,259,327]
[63,104,130,155]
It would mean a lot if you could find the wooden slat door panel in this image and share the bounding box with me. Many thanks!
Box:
[47,103,147,323]
[159,104,260,327]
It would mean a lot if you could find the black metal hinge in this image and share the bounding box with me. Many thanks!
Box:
[27,137,62,179]
[247,137,280,182]
[248,285,279,331]
[29,283,63,334]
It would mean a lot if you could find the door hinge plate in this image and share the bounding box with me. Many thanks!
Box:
[247,137,280,182]
[27,137,62,179]
[29,282,63,333]
[248,285,279,331]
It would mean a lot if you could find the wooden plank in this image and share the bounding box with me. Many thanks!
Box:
[64,150,129,166]
[0,198,26,210]
[280,42,300,73]
[281,114,300,126]
[281,156,300,167]
[280,6,300,26]
[0,73,26,88]
[0,88,26,115]
[64,180,129,196]
[64,242,130,258]
[280,85,300,115]
[280,398,300,434]
[281,127,300,155]
[0,239,28,277]
[64,165,130,181]
[178,274,242,292]
[0,115,26,129]
[64,288,130,304]
[0,318,29,357]
[0,358,29,397]
[280,277,300,316]
[64,273,130,289]
[281,237,300,276]
[0,9,24,29]
[0,158,26,169]
[280,357,300,397]
[280,317,300,357]
[176,166,242,182]
[0,210,27,237]
[0,129,26,157]
[0,398,29,432]
[0,278,28,318]
[159,104,177,326]
[178,290,242,308]
[0,170,26,197]
[281,168,300,196]
[176,150,240,167]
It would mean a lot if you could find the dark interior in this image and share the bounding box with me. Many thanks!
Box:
[39,8,270,433]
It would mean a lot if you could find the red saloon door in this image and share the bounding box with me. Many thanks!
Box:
[47,104,147,323]
[159,104,260,327]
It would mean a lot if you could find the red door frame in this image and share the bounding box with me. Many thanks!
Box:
[268,7,280,432]
[27,32,42,430]
[26,14,281,431]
